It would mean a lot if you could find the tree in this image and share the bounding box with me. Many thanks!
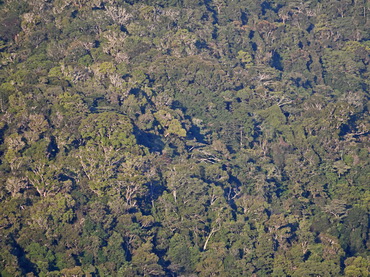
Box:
[131,241,164,276]
[344,256,370,277]
[167,233,197,274]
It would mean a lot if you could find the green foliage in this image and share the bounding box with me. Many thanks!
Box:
[237,50,254,68]
[344,256,370,277]
[79,112,137,150]
[25,243,56,274]
[167,233,197,274]
[0,0,369,276]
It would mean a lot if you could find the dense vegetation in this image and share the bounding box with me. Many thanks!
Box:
[0,0,369,276]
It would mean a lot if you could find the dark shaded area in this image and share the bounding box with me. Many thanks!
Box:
[9,237,37,276]
[240,11,248,25]
[47,136,59,159]
[134,126,165,153]
[307,23,314,33]
[270,51,283,71]
[0,14,21,41]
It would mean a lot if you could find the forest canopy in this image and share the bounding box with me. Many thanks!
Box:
[0,0,369,276]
